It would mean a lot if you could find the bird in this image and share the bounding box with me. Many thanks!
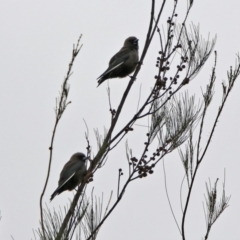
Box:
[50,152,88,201]
[97,36,139,86]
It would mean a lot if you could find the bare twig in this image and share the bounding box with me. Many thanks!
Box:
[181,55,240,240]
[39,35,82,239]
[163,159,182,234]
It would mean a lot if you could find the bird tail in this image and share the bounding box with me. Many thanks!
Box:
[97,70,111,86]
[97,77,105,87]
[50,189,59,201]
[50,172,76,201]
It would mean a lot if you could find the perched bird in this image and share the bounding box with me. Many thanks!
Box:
[50,152,88,201]
[97,36,139,86]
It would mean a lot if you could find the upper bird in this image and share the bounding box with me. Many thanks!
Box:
[97,36,139,86]
[50,152,88,201]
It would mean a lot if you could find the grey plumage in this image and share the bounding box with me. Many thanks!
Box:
[50,152,87,201]
[97,36,139,86]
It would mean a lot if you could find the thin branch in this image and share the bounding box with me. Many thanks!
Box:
[181,55,240,240]
[196,51,217,162]
[163,159,182,235]
[199,55,240,162]
[39,34,82,240]
[117,169,122,198]
[180,175,186,213]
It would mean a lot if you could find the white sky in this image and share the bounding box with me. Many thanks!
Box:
[1,0,240,239]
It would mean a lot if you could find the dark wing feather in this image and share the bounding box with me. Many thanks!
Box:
[97,49,130,80]
[58,160,82,186]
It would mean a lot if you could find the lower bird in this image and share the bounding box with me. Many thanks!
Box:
[97,36,139,86]
[50,152,88,201]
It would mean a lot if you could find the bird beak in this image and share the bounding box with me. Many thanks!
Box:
[83,156,90,161]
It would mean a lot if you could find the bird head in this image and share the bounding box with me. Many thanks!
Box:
[124,36,139,50]
[72,152,89,162]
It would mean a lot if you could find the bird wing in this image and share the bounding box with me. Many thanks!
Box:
[58,160,83,186]
[57,172,76,190]
[97,50,130,80]
[102,62,124,76]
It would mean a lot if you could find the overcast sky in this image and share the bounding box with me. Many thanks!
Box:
[1,1,240,239]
